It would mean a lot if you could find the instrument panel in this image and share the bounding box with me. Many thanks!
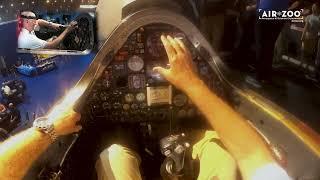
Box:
[84,24,228,124]
[63,14,95,51]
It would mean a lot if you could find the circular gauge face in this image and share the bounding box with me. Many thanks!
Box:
[173,94,188,107]
[125,93,135,103]
[199,62,209,75]
[136,92,146,102]
[128,55,144,72]
[140,103,147,109]
[123,104,130,111]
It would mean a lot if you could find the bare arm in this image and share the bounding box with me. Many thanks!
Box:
[44,28,69,49]
[0,104,81,179]
[0,128,51,179]
[184,80,274,179]
[154,35,276,180]
[37,19,61,30]
[44,21,77,49]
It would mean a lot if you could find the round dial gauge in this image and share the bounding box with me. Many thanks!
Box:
[128,55,144,72]
[173,94,188,107]
[100,92,108,101]
[140,103,147,109]
[199,62,209,75]
[136,92,146,102]
[123,104,130,111]
[125,93,135,103]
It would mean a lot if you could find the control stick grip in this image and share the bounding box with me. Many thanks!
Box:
[160,134,190,176]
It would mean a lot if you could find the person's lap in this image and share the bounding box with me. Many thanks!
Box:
[95,131,237,180]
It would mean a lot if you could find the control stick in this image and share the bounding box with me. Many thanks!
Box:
[160,133,190,177]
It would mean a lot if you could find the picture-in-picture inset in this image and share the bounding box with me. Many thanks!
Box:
[16,10,96,55]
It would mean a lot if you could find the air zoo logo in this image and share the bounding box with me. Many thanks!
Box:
[258,9,303,22]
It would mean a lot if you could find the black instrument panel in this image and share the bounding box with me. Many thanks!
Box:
[83,24,227,124]
[62,13,95,51]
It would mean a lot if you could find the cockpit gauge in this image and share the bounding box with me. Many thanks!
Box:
[102,79,111,89]
[125,93,135,103]
[136,92,146,102]
[140,103,147,109]
[100,92,108,101]
[113,102,122,109]
[146,62,167,83]
[129,74,146,89]
[91,91,99,101]
[113,63,126,71]
[199,62,209,76]
[146,33,165,57]
[103,70,111,80]
[128,55,144,72]
[173,94,188,107]
[102,102,111,110]
[131,104,139,110]
[123,104,130,111]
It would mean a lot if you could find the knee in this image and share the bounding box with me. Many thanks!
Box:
[107,144,127,158]
[106,144,141,163]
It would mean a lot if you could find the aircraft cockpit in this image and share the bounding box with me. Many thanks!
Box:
[0,0,319,180]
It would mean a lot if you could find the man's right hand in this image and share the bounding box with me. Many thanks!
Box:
[44,21,78,49]
[65,21,77,33]
[153,35,201,92]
